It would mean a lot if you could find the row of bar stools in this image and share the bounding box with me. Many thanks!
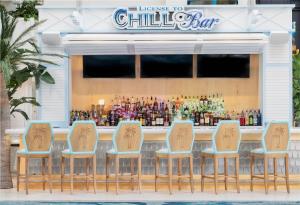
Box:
[16,120,290,195]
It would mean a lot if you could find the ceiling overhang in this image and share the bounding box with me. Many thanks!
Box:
[62,33,269,55]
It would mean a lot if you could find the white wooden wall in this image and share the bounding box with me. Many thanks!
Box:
[36,2,294,127]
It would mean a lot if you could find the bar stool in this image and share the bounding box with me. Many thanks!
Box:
[61,121,98,194]
[155,120,195,195]
[201,120,241,194]
[250,121,290,194]
[16,121,53,195]
[106,121,144,194]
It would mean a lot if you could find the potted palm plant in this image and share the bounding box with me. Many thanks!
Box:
[0,5,63,188]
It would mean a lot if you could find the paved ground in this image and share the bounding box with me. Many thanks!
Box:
[0,188,299,202]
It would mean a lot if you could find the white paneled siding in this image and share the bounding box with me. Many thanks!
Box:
[38,45,68,127]
[263,40,292,124]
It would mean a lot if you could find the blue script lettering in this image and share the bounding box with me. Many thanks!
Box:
[174,10,219,31]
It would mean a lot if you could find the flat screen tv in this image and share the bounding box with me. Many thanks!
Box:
[141,55,193,78]
[83,55,135,78]
[197,54,250,78]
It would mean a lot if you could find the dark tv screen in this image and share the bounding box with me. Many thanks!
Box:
[83,55,135,78]
[141,55,193,78]
[197,54,250,78]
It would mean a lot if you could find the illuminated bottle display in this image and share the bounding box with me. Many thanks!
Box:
[70,94,262,127]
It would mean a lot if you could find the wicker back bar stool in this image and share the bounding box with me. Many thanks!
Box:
[200,120,241,194]
[155,120,195,194]
[250,121,290,194]
[61,121,98,194]
[16,121,54,195]
[105,121,144,194]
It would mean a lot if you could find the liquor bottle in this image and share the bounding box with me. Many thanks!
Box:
[121,96,126,109]
[200,96,204,106]
[194,110,200,126]
[208,95,212,106]
[245,110,249,126]
[213,114,219,126]
[153,97,158,111]
[164,111,170,126]
[209,114,214,126]
[146,111,151,126]
[249,110,254,126]
[164,104,170,126]
[151,112,156,126]
[175,97,181,110]
[204,113,210,126]
[240,110,245,126]
[156,111,160,126]
[253,110,258,126]
[203,96,208,106]
[200,112,205,126]
[257,109,262,126]
[70,110,74,125]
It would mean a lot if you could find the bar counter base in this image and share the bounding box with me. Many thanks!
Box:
[14,174,300,191]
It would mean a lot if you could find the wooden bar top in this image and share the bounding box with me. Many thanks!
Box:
[6,126,300,143]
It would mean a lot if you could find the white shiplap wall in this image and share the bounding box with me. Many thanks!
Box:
[263,40,292,124]
[38,45,68,127]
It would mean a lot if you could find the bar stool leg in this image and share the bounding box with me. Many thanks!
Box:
[25,156,29,195]
[273,157,277,191]
[201,155,205,192]
[224,157,228,191]
[48,155,52,194]
[250,155,254,192]
[93,155,97,194]
[168,155,173,195]
[115,156,119,194]
[130,158,134,191]
[42,158,46,191]
[189,155,194,193]
[285,154,290,193]
[61,156,65,192]
[70,157,74,194]
[138,155,142,193]
[86,158,89,191]
[16,156,20,192]
[178,158,182,191]
[105,154,109,192]
[213,156,218,194]
[155,156,159,192]
[235,155,240,193]
[264,155,269,194]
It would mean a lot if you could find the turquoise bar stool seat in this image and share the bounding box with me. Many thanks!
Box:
[155,120,195,194]
[16,121,54,195]
[60,121,98,194]
[201,120,241,194]
[250,121,290,194]
[105,121,144,194]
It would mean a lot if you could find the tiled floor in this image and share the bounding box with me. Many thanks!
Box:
[0,188,299,202]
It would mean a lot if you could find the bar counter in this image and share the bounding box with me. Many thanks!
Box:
[6,126,300,177]
[6,126,300,144]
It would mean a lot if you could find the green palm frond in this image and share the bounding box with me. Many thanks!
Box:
[0,6,64,120]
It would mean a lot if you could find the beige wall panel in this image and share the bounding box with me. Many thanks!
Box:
[71,55,259,112]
